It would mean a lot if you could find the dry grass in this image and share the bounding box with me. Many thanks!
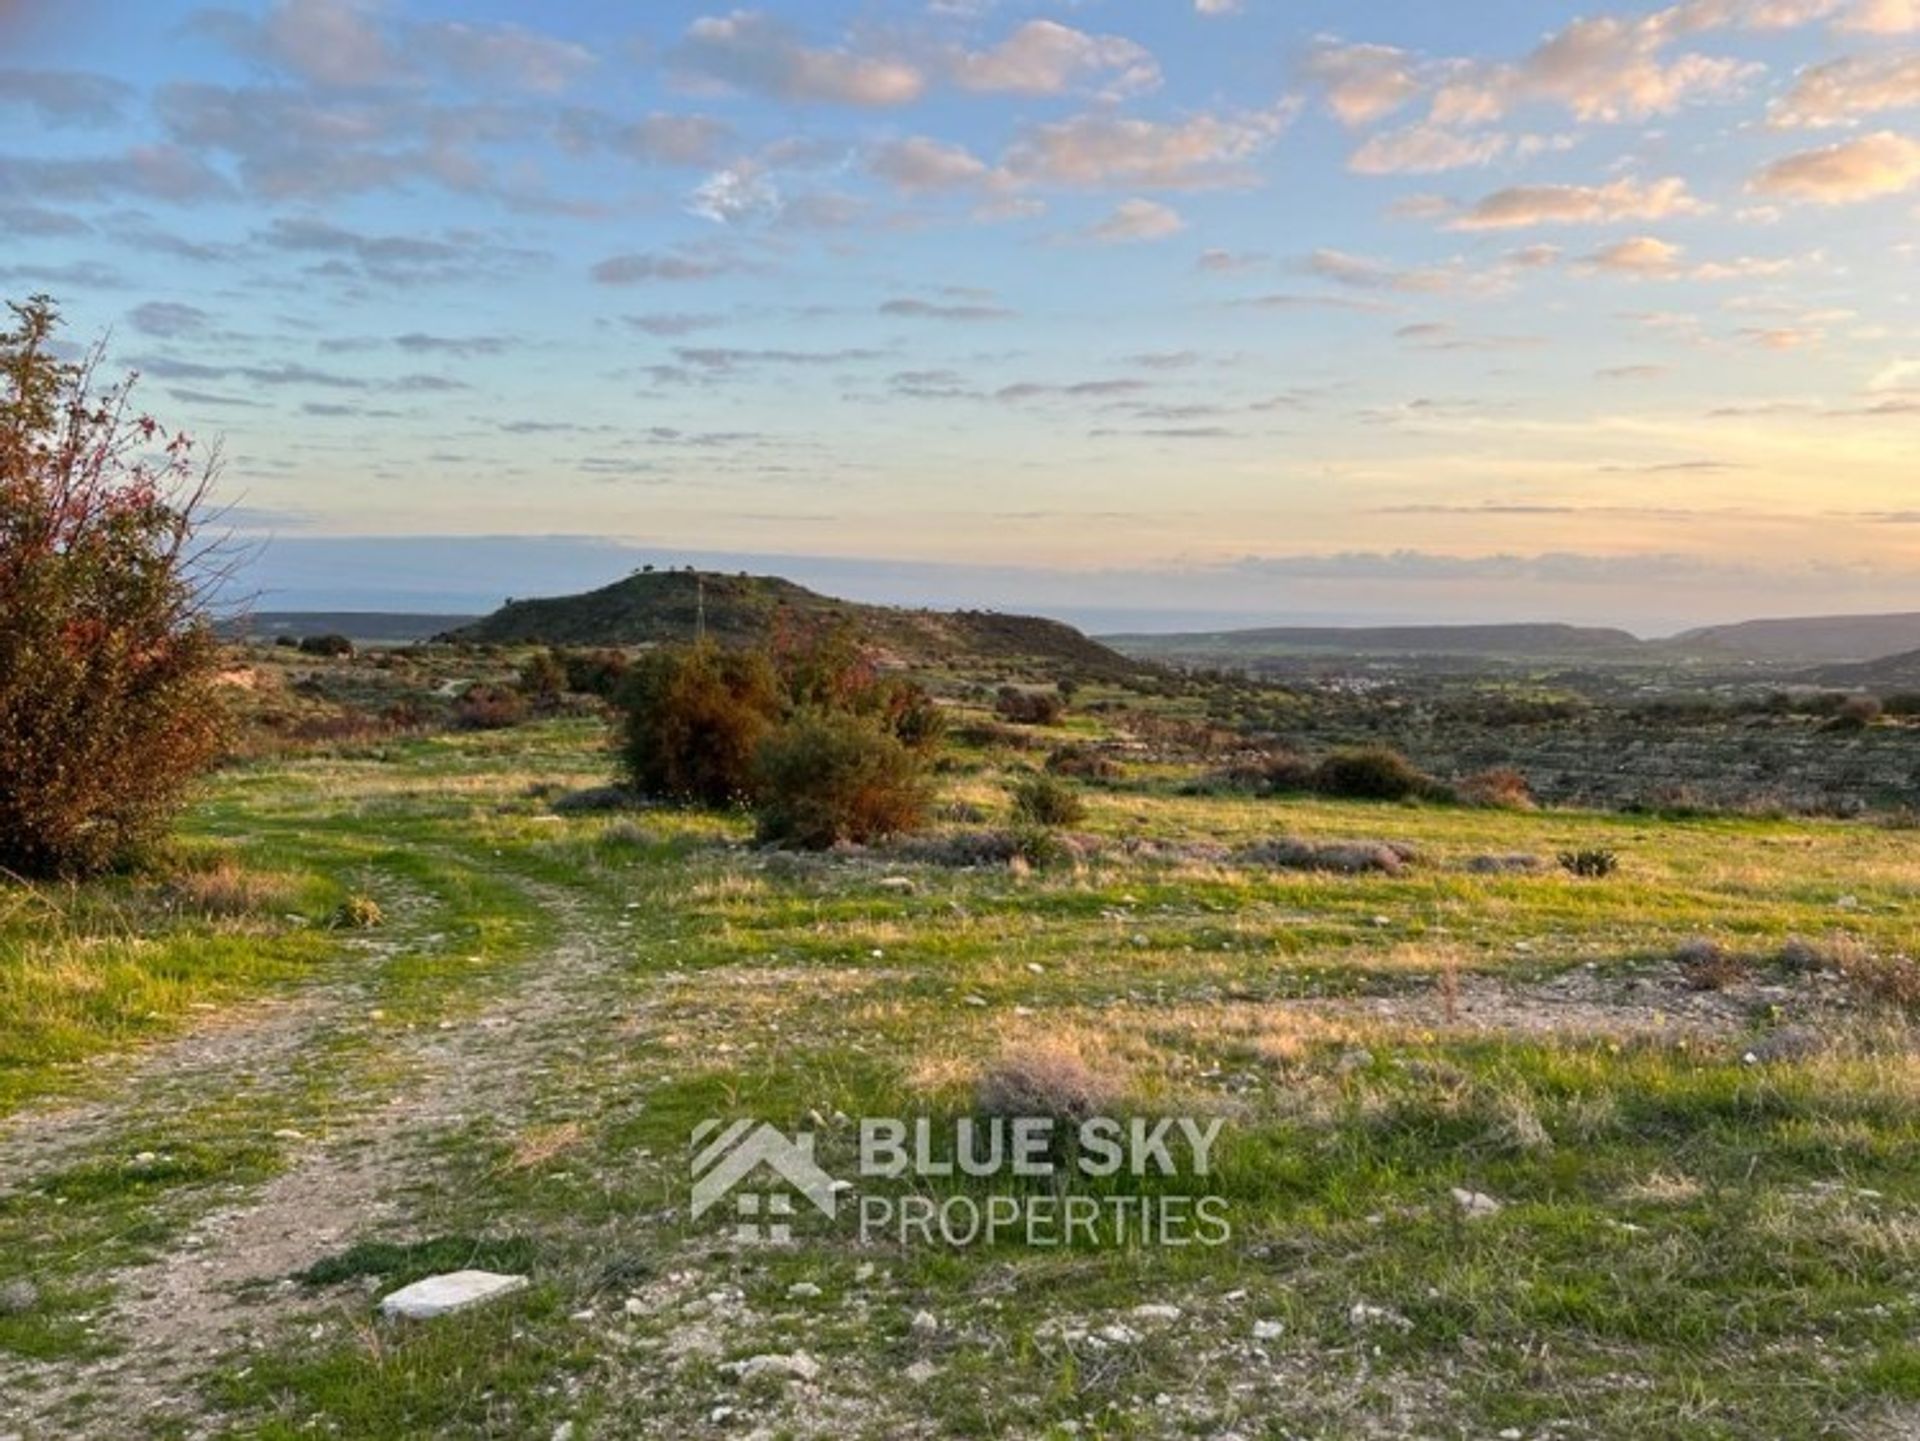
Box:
[164,857,300,920]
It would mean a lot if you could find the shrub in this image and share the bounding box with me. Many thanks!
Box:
[974,1041,1121,1125]
[753,708,930,849]
[298,633,354,658]
[517,649,568,706]
[1045,743,1121,781]
[1457,767,1534,810]
[616,642,781,807]
[994,687,1065,726]
[1558,848,1619,879]
[332,894,384,929]
[0,295,227,877]
[1010,773,1086,827]
[1313,746,1431,801]
[560,647,630,699]
[1674,937,1747,991]
[452,684,527,730]
[1821,694,1883,732]
[1833,948,1920,1010]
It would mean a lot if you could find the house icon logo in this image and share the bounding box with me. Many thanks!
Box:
[690,1120,839,1243]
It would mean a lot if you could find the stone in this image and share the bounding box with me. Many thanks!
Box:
[726,1351,821,1383]
[0,1280,37,1316]
[878,877,917,893]
[1451,1188,1503,1219]
[910,1308,939,1336]
[379,1270,529,1320]
[1130,1304,1181,1323]
[1095,1323,1142,1345]
[1253,1319,1284,1341]
[904,1360,940,1384]
[787,1282,822,1300]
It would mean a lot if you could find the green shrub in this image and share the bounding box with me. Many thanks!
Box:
[995,687,1065,726]
[753,708,930,849]
[298,633,354,658]
[1558,848,1619,879]
[1313,746,1430,801]
[517,649,568,705]
[0,295,227,877]
[451,684,527,730]
[616,642,781,807]
[1010,773,1086,827]
[560,647,630,699]
[1045,743,1121,780]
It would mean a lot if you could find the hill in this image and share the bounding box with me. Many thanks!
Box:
[444,569,1154,684]
[1103,622,1646,663]
[1673,612,1920,662]
[1799,648,1920,692]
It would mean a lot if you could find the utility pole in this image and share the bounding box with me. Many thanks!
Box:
[695,572,706,644]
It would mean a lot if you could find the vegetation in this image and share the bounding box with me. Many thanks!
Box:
[1312,745,1434,801]
[1009,771,1086,828]
[0,296,226,877]
[752,706,931,848]
[616,641,781,806]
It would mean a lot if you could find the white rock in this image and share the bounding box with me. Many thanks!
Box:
[1130,1304,1181,1323]
[1450,1188,1503,1219]
[379,1271,529,1320]
[1253,1319,1284,1341]
[904,1360,940,1384]
[726,1351,821,1383]
[878,876,917,893]
[1096,1323,1142,1345]
[910,1309,939,1336]
[787,1282,822,1300]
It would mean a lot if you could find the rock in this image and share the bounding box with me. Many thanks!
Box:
[379,1270,529,1320]
[1745,1025,1825,1064]
[904,1360,940,1384]
[1095,1322,1142,1345]
[1451,1188,1503,1219]
[1349,1302,1410,1330]
[910,1308,939,1336]
[1252,1319,1284,1341]
[552,1424,575,1441]
[0,1280,37,1316]
[877,877,917,893]
[1130,1304,1181,1323]
[726,1351,821,1383]
[787,1282,822,1300]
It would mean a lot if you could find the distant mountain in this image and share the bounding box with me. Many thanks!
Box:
[1103,622,1646,663]
[1672,613,1920,662]
[445,569,1154,683]
[228,612,480,643]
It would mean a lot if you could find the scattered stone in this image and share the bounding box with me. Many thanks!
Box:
[1095,1323,1142,1345]
[904,1360,940,1384]
[1252,1319,1284,1341]
[877,876,917,894]
[1130,1304,1181,1323]
[1451,1188,1503,1219]
[623,1296,646,1316]
[1348,1302,1410,1330]
[910,1309,939,1336]
[725,1351,821,1384]
[1744,1025,1825,1064]
[379,1270,529,1320]
[551,1423,575,1441]
[787,1282,822,1300]
[853,1262,876,1283]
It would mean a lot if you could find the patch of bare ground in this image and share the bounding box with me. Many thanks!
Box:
[0,868,622,1438]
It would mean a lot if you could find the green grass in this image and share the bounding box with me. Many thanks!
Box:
[3,717,1919,1438]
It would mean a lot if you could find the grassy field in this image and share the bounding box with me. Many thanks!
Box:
[2,716,1918,1438]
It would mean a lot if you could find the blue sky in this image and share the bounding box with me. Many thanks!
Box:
[3,0,1917,630]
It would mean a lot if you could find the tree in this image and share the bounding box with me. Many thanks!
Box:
[0,296,228,876]
[616,641,781,806]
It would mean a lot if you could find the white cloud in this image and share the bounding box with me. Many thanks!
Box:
[1448,176,1705,230]
[674,11,924,106]
[1771,54,1920,126]
[951,20,1159,97]
[1348,124,1510,175]
[1836,0,1920,31]
[1002,108,1291,190]
[1084,197,1185,243]
[867,136,993,193]
[1302,41,1424,126]
[1751,130,1920,201]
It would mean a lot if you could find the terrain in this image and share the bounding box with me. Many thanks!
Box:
[444,570,1153,685]
[2,695,1919,1439]
[230,613,481,645]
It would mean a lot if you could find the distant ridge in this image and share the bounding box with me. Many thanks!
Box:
[1102,622,1645,662]
[1799,648,1920,691]
[1672,612,1920,663]
[228,612,480,644]
[444,569,1153,683]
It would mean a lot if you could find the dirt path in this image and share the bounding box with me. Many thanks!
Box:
[0,863,624,1439]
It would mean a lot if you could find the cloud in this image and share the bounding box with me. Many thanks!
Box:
[951,20,1159,97]
[1306,248,1475,293]
[1348,124,1511,175]
[1837,0,1920,32]
[1447,175,1704,230]
[1196,248,1266,272]
[607,113,736,167]
[686,163,782,224]
[413,21,595,94]
[1302,42,1424,126]
[867,136,993,193]
[193,0,407,90]
[1581,235,1796,280]
[0,203,90,237]
[1002,108,1290,190]
[1750,130,1920,202]
[257,216,542,284]
[879,297,1013,320]
[621,312,727,336]
[1771,54,1920,126]
[1083,197,1185,243]
[0,146,232,204]
[591,248,753,284]
[128,301,212,338]
[673,11,924,106]
[0,69,131,126]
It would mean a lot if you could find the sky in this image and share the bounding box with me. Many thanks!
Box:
[2,0,1917,632]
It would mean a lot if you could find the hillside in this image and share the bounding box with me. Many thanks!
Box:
[1673,612,1920,662]
[1103,622,1646,663]
[228,612,480,644]
[1800,647,1920,692]
[445,569,1153,683]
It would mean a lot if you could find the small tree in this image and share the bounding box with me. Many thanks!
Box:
[754,708,930,848]
[0,295,227,877]
[517,649,567,707]
[617,641,781,806]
